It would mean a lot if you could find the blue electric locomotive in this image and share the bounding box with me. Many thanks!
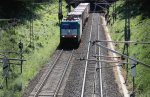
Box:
[60,3,90,44]
[60,17,81,42]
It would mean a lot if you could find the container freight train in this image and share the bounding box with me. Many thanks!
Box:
[60,3,90,44]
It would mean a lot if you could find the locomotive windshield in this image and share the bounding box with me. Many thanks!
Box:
[61,23,78,29]
[61,21,80,37]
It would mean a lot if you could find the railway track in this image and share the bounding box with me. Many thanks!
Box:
[97,13,103,97]
[81,13,96,97]
[62,13,123,97]
[29,49,74,97]
[81,13,104,97]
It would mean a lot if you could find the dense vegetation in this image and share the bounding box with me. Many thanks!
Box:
[0,0,149,97]
[108,0,150,96]
[0,0,67,97]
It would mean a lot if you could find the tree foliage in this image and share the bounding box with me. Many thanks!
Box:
[129,0,150,17]
[0,0,56,18]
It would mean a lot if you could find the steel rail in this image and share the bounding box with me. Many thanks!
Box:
[33,50,63,97]
[81,14,93,97]
[98,16,103,97]
[53,50,74,97]
[93,13,98,97]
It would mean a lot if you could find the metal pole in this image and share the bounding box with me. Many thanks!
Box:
[114,0,116,20]
[131,57,136,97]
[58,0,63,24]
[126,45,129,84]
[123,0,131,84]
[133,77,135,92]
[32,14,34,48]
[68,4,71,12]
[21,53,23,73]
[112,2,115,23]
[130,77,135,97]
[30,4,32,45]
[19,41,23,73]
[6,77,8,88]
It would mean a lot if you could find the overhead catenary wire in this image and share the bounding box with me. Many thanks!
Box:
[94,42,150,68]
[94,40,150,44]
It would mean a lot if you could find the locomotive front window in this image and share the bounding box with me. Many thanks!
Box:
[61,22,79,36]
[62,24,69,29]
[62,23,78,29]
[69,24,78,29]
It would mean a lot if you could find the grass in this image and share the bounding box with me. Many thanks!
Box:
[108,0,150,96]
[0,1,67,97]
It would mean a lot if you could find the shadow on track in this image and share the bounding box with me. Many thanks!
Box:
[58,40,79,51]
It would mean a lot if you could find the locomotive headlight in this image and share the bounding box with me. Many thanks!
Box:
[62,36,64,37]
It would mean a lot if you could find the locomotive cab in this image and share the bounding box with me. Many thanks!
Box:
[60,3,90,46]
[60,17,81,43]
